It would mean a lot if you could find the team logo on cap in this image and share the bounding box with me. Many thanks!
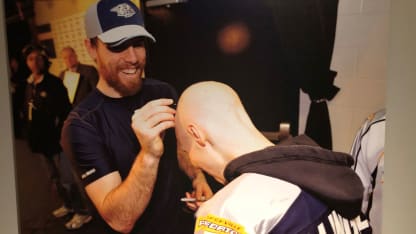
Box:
[110,3,136,18]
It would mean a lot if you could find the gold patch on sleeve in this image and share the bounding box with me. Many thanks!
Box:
[195,214,248,234]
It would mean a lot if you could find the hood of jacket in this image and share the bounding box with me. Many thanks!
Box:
[223,135,363,219]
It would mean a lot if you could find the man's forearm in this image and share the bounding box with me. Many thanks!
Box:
[99,152,160,233]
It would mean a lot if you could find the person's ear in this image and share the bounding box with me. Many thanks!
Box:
[187,124,206,147]
[84,39,97,61]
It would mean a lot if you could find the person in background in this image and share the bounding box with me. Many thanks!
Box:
[23,43,71,172]
[351,109,385,234]
[50,46,99,230]
[59,46,98,107]
[61,0,212,233]
[9,53,30,138]
[22,43,76,226]
[175,81,372,234]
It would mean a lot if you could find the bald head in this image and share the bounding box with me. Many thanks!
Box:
[177,81,250,127]
[61,46,79,70]
[175,81,272,183]
[176,81,255,147]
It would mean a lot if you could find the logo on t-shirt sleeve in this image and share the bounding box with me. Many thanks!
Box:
[81,168,96,179]
[195,214,247,234]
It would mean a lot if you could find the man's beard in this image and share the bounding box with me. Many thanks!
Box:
[107,74,143,97]
[100,59,145,96]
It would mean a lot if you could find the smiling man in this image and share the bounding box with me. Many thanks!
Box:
[60,0,211,233]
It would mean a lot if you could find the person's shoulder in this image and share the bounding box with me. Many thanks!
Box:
[367,109,386,124]
[360,108,386,138]
[143,78,173,87]
[70,90,102,115]
[44,73,64,86]
[78,63,97,70]
[45,72,60,80]
[197,174,299,233]
[142,78,177,98]
[58,69,66,79]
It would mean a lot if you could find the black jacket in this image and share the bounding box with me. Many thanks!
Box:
[25,72,71,156]
[59,63,99,107]
[224,135,364,219]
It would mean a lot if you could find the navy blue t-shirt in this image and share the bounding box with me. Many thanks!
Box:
[61,78,194,234]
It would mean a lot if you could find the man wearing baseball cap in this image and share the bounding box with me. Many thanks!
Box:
[61,0,212,233]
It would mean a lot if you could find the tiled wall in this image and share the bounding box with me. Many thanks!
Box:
[299,0,390,153]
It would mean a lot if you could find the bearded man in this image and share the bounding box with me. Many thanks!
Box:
[60,1,211,233]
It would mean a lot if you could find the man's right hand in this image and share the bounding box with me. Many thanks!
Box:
[131,98,176,158]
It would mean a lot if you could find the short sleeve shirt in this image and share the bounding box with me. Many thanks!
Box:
[61,78,194,234]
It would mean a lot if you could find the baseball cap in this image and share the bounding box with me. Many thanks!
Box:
[85,0,155,46]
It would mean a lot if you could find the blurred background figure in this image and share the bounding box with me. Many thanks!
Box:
[351,109,385,234]
[21,44,94,230]
[5,0,35,140]
[9,53,30,139]
[22,43,70,166]
[51,46,98,230]
[59,46,98,107]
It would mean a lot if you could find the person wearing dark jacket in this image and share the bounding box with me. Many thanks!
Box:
[175,81,372,234]
[59,46,98,107]
[53,46,98,229]
[23,44,71,159]
[22,44,78,228]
